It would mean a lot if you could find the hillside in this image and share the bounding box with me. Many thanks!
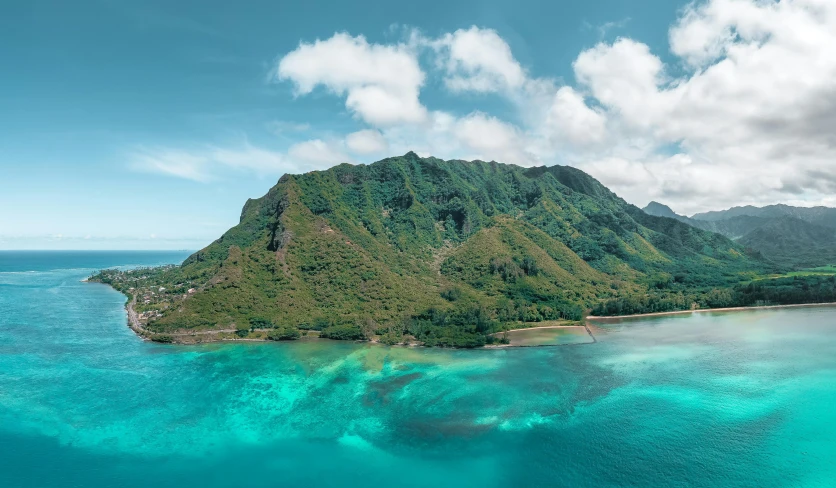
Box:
[645,201,836,268]
[93,154,775,346]
[737,217,836,268]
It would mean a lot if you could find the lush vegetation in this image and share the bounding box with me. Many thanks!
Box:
[92,153,829,347]
[592,267,836,316]
[266,326,302,341]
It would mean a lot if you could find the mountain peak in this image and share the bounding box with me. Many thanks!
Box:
[643,201,678,218]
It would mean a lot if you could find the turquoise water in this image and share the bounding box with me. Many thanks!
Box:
[1,252,835,487]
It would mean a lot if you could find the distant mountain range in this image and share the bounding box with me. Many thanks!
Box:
[643,202,836,268]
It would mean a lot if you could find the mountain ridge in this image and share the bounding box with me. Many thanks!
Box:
[643,201,836,268]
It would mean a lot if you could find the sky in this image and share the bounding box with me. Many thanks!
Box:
[2,0,835,250]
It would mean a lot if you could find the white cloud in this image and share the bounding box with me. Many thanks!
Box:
[376,110,461,159]
[573,38,666,131]
[566,0,836,213]
[130,142,335,181]
[277,32,426,126]
[546,87,607,146]
[431,27,526,93]
[345,129,388,154]
[453,112,537,166]
[146,8,836,215]
[208,144,287,173]
[287,139,350,166]
[130,148,212,182]
[577,157,657,189]
[274,27,544,168]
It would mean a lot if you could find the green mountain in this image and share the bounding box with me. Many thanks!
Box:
[642,201,681,220]
[93,154,804,346]
[643,202,770,239]
[644,201,836,268]
[737,217,836,268]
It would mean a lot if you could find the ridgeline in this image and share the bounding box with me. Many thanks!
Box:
[644,201,836,268]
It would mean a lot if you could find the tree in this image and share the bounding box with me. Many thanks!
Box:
[267,326,301,341]
[235,323,250,338]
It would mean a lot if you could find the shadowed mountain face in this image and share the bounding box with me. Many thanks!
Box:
[642,202,682,220]
[737,217,836,267]
[644,201,836,269]
[139,155,763,334]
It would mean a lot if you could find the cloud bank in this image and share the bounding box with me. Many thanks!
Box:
[136,0,836,214]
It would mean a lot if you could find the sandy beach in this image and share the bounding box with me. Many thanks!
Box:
[487,322,596,348]
[586,301,836,321]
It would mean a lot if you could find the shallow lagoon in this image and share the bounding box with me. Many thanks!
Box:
[1,252,835,487]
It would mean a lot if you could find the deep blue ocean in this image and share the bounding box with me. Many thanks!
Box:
[1,251,835,487]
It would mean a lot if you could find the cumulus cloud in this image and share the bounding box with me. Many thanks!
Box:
[345,129,388,154]
[565,0,836,213]
[145,5,836,215]
[453,112,538,166]
[546,87,608,146]
[273,27,545,170]
[578,157,657,189]
[430,27,526,93]
[573,38,666,131]
[277,33,426,125]
[287,139,350,166]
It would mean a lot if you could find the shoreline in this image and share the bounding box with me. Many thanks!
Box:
[101,280,836,347]
[121,289,267,343]
[487,323,597,348]
[497,324,582,334]
[124,294,147,338]
[587,301,836,321]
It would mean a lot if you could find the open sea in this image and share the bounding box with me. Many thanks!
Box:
[1,251,835,487]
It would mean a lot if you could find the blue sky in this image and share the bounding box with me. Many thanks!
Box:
[3,0,835,250]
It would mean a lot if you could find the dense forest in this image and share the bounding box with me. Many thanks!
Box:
[591,275,836,316]
[90,153,832,347]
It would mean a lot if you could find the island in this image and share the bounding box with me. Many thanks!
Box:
[89,153,836,347]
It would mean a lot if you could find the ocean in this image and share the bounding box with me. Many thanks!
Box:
[1,251,834,487]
